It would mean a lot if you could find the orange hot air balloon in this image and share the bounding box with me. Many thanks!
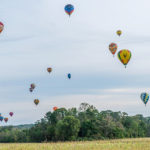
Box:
[53,107,58,111]
[34,99,39,106]
[109,43,118,56]
[0,22,4,33]
[4,118,8,123]
[47,68,52,73]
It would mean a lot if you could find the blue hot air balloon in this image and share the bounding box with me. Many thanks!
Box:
[65,4,74,16]
[0,116,3,121]
[68,73,71,79]
[141,93,149,106]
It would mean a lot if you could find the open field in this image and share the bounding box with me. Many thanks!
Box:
[0,138,150,150]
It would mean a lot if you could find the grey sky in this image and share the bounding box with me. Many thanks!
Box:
[0,0,150,125]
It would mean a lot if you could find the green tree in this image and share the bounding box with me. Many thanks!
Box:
[56,116,80,141]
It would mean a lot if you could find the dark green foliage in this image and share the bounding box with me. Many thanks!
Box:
[55,116,80,141]
[0,103,150,142]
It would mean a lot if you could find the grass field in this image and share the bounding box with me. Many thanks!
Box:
[0,138,149,150]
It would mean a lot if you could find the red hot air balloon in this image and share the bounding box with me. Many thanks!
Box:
[9,112,13,117]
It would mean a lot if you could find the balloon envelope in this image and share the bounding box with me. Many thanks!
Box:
[0,22,4,33]
[65,4,74,16]
[118,50,131,67]
[116,30,122,36]
[4,118,8,123]
[53,107,58,111]
[109,43,118,56]
[0,116,3,121]
[30,84,35,89]
[9,112,13,117]
[29,88,33,92]
[141,93,149,105]
[68,73,71,79]
[47,68,52,73]
[34,99,39,105]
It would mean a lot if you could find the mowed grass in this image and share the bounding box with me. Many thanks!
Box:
[0,138,150,150]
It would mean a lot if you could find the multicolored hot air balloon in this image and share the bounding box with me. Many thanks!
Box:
[0,22,4,33]
[118,50,131,68]
[53,107,58,111]
[116,30,122,36]
[34,99,39,106]
[9,112,13,117]
[109,43,118,56]
[141,93,149,106]
[47,68,52,73]
[0,116,3,121]
[65,4,74,16]
[4,118,8,123]
[68,73,71,79]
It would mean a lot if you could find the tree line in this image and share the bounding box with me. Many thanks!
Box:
[0,103,150,142]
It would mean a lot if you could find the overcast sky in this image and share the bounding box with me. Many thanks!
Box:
[0,0,150,125]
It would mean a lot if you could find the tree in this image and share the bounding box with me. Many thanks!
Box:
[55,116,80,141]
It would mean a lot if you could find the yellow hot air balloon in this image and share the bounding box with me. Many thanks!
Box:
[118,50,131,68]
[116,30,122,36]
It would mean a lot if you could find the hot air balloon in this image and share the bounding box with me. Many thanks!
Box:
[0,22,4,33]
[0,116,3,121]
[65,4,74,16]
[53,107,58,111]
[31,84,35,89]
[141,93,149,106]
[29,88,33,92]
[116,30,122,36]
[4,118,8,123]
[9,112,13,117]
[109,43,118,56]
[68,73,71,79]
[47,68,52,73]
[34,99,39,106]
[118,50,131,68]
